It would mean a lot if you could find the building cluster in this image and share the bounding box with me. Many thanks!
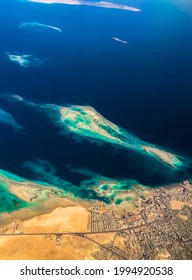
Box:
[87,206,117,232]
[90,185,192,260]
[172,182,192,203]
[55,233,63,247]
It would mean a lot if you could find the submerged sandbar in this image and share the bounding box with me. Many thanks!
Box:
[7,53,44,67]
[19,22,62,33]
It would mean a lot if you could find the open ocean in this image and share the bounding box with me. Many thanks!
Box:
[0,0,192,192]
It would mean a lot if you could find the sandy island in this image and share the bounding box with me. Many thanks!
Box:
[27,0,141,12]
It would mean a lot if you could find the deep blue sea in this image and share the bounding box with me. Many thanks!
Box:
[0,0,192,191]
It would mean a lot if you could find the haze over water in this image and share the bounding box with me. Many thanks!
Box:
[0,0,192,197]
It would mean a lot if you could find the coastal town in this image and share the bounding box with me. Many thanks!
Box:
[88,180,192,259]
[0,179,191,260]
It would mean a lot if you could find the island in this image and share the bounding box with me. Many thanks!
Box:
[26,0,141,12]
[0,94,186,169]
[57,105,184,169]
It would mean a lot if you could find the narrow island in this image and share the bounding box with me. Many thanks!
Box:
[26,0,141,12]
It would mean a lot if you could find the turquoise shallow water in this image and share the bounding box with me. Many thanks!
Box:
[0,0,191,207]
[0,169,24,182]
[0,182,28,213]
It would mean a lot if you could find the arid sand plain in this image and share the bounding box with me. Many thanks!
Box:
[0,173,192,260]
